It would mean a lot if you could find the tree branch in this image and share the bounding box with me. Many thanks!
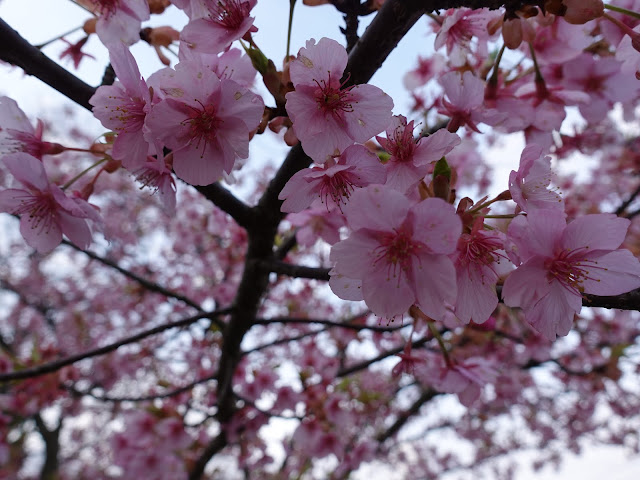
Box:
[0,309,230,383]
[34,413,62,480]
[583,288,640,310]
[63,372,218,403]
[62,240,208,315]
[257,259,331,280]
[254,316,406,332]
[376,388,440,443]
[194,183,255,230]
[188,431,228,480]
[0,18,96,110]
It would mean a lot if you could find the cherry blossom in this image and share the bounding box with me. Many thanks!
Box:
[377,116,461,192]
[285,37,393,163]
[3,2,640,478]
[78,0,150,45]
[278,144,386,213]
[452,218,505,324]
[90,43,152,171]
[330,185,461,319]
[180,0,257,54]
[0,153,99,253]
[134,153,177,215]
[503,209,640,340]
[0,97,64,159]
[144,59,264,185]
[434,8,498,66]
[562,53,638,124]
[509,144,563,213]
[287,204,346,246]
[431,356,498,406]
[59,36,95,69]
[437,71,505,133]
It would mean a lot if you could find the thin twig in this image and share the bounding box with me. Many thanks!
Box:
[0,309,230,383]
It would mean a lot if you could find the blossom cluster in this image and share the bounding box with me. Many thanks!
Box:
[1,0,640,412]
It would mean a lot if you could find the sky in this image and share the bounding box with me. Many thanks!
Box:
[1,1,640,479]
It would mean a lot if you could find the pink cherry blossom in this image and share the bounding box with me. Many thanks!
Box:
[90,43,152,171]
[330,185,461,320]
[431,356,498,406]
[403,54,446,90]
[177,47,257,87]
[285,38,393,163]
[529,16,592,65]
[509,144,564,213]
[562,53,638,124]
[392,340,424,377]
[452,218,505,324]
[434,8,498,66]
[79,0,150,46]
[144,59,264,185]
[503,208,640,341]
[376,116,460,192]
[437,71,505,133]
[278,144,386,213]
[134,154,177,215]
[59,36,95,69]
[180,0,257,54]
[0,96,64,160]
[287,204,346,246]
[0,153,98,253]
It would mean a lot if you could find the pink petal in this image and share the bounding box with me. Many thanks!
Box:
[20,212,62,254]
[0,189,31,212]
[289,38,348,88]
[342,185,409,232]
[362,260,415,318]
[108,43,145,95]
[502,260,550,311]
[455,264,498,324]
[562,213,629,251]
[58,211,92,249]
[413,128,461,166]
[526,281,580,341]
[278,170,319,213]
[2,152,50,192]
[411,253,457,320]
[113,131,151,171]
[329,271,364,301]
[329,231,381,279]
[410,197,461,255]
[343,84,394,143]
[580,250,640,296]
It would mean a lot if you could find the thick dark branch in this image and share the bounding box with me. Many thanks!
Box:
[0,19,96,110]
[188,431,228,480]
[257,259,331,280]
[255,143,313,224]
[34,413,62,480]
[195,183,255,230]
[583,288,640,310]
[62,240,207,314]
[273,232,298,260]
[0,310,229,383]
